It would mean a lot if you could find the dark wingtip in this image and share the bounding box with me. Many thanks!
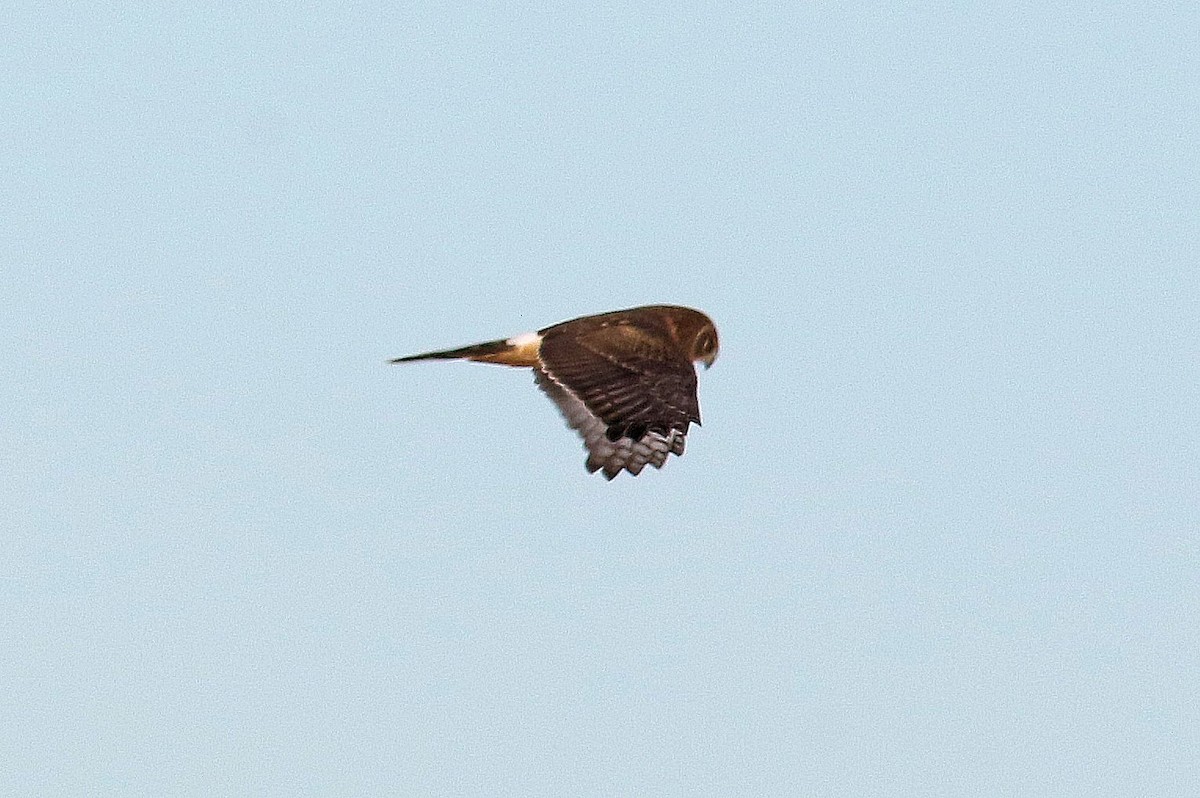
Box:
[587,458,620,480]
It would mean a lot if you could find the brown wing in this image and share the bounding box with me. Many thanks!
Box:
[534,317,700,478]
[534,368,687,479]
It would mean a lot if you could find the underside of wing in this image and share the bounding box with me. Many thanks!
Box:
[536,322,700,440]
[534,368,686,479]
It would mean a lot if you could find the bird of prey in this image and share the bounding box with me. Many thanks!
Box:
[391,305,719,479]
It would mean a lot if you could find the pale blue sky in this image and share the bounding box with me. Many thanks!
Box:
[3,3,1198,795]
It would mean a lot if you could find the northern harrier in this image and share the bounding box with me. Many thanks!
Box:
[392,305,719,479]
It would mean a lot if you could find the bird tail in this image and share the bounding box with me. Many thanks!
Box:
[390,338,511,363]
[390,333,541,367]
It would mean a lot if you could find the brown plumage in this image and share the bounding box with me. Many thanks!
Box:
[391,305,719,479]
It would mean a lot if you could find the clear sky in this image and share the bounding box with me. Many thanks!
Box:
[3,3,1197,795]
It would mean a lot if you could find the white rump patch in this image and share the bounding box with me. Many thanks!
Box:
[506,331,542,347]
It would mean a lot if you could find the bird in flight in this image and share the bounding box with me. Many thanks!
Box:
[392,305,719,479]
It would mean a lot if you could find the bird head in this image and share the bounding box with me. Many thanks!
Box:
[691,321,720,369]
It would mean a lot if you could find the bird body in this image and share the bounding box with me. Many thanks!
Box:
[392,305,718,479]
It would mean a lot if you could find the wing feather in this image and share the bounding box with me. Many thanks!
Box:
[532,316,700,478]
[534,368,687,480]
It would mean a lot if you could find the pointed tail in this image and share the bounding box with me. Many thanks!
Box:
[390,338,513,363]
[390,333,541,367]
